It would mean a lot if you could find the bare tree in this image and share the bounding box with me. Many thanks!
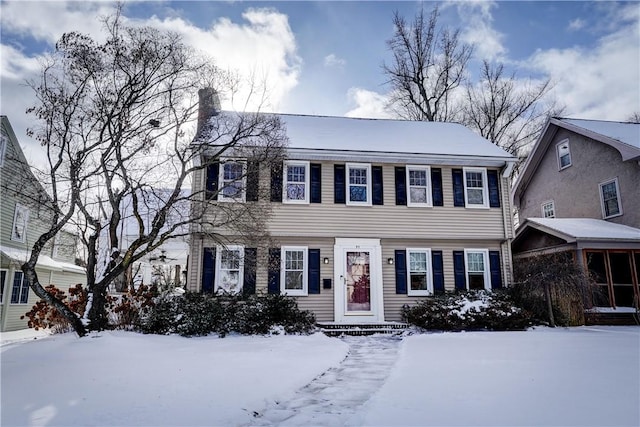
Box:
[462,60,562,176]
[383,6,473,122]
[627,112,640,123]
[23,9,287,336]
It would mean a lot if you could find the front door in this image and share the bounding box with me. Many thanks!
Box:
[334,238,384,323]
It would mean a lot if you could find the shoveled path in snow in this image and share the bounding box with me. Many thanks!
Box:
[246,335,402,426]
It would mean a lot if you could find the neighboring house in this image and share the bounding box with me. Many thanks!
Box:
[0,116,86,332]
[512,117,640,311]
[186,90,517,324]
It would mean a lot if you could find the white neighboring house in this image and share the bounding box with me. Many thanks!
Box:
[0,116,86,332]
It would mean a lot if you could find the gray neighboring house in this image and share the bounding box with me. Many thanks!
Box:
[187,90,517,324]
[0,116,86,332]
[512,117,640,313]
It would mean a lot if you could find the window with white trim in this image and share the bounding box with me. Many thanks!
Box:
[407,248,433,296]
[464,249,491,291]
[281,246,308,296]
[283,161,310,204]
[346,163,371,206]
[556,139,571,170]
[463,168,488,208]
[0,134,7,167]
[218,161,245,202]
[11,204,29,242]
[215,245,244,293]
[0,269,7,303]
[10,271,30,304]
[541,200,555,218]
[599,178,622,219]
[406,166,432,207]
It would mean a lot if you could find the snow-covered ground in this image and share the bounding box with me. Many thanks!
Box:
[1,326,638,427]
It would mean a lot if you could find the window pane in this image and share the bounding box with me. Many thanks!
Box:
[285,271,303,290]
[222,181,243,198]
[560,153,571,168]
[466,172,483,188]
[410,273,427,291]
[468,273,485,290]
[287,165,305,183]
[543,203,555,218]
[349,168,367,185]
[0,270,5,302]
[11,272,24,304]
[349,185,367,202]
[409,187,427,203]
[286,183,305,200]
[223,163,243,180]
[467,188,484,205]
[409,170,427,186]
[610,253,632,284]
[467,252,485,272]
[221,250,240,269]
[587,252,607,284]
[409,252,427,272]
[285,250,304,270]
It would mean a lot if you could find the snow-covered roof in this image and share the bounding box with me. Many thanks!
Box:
[278,114,514,159]
[560,118,640,149]
[0,245,85,274]
[522,218,640,241]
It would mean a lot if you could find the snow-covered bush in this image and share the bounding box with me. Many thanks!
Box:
[402,290,533,331]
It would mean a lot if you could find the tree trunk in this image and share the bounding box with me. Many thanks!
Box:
[544,282,556,327]
[23,264,87,337]
[87,286,110,331]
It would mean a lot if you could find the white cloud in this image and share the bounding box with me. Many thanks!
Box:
[0,3,301,169]
[454,1,506,61]
[568,18,586,32]
[324,54,346,68]
[529,4,640,120]
[344,88,393,119]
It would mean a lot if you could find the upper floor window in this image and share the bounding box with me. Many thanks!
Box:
[599,178,622,219]
[463,168,488,208]
[281,246,308,296]
[541,200,555,218]
[219,161,245,202]
[0,269,7,304]
[556,139,571,170]
[0,134,7,168]
[10,271,30,304]
[215,245,244,293]
[407,248,433,296]
[11,204,29,242]
[283,161,310,204]
[406,166,432,207]
[346,163,371,206]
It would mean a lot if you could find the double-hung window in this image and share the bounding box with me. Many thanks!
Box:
[406,166,432,207]
[283,161,310,204]
[599,178,622,219]
[541,200,555,218]
[463,168,488,208]
[11,204,29,242]
[281,246,308,296]
[556,139,571,170]
[10,271,30,304]
[406,248,433,296]
[215,245,244,293]
[464,249,491,291]
[346,163,372,206]
[218,161,245,202]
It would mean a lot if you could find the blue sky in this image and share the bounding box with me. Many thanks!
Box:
[1,1,639,165]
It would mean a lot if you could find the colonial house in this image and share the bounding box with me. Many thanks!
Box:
[512,117,640,313]
[0,116,86,331]
[186,90,517,324]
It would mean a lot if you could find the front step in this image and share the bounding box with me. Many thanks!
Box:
[317,322,410,337]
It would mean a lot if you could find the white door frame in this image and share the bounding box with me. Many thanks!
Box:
[333,238,384,323]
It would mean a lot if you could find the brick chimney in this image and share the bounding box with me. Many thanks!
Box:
[197,88,221,137]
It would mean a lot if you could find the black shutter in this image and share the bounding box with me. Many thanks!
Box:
[243,248,257,295]
[270,163,283,202]
[487,170,501,208]
[334,164,346,204]
[202,247,216,293]
[432,251,444,293]
[372,165,384,205]
[308,249,321,294]
[395,250,407,294]
[431,168,443,207]
[395,166,407,206]
[268,248,281,294]
[452,169,465,207]
[453,251,466,291]
[246,161,259,202]
[489,251,503,289]
[206,163,219,200]
[310,163,322,203]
